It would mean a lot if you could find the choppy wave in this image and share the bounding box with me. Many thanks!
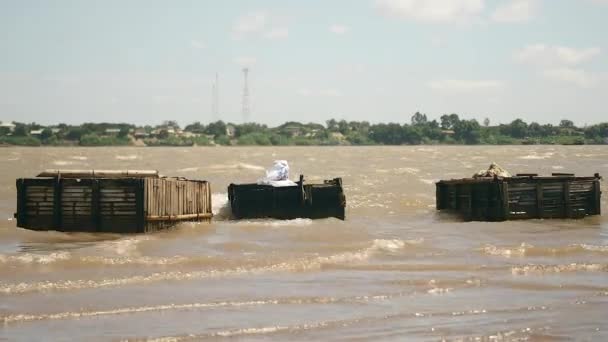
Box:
[208,163,264,171]
[0,252,71,265]
[52,160,75,166]
[234,218,313,227]
[512,263,608,275]
[481,243,608,258]
[0,252,227,267]
[517,152,554,160]
[136,304,553,341]
[1,293,406,325]
[0,239,415,295]
[115,155,139,160]
[212,193,231,219]
[176,167,199,173]
[1,300,271,324]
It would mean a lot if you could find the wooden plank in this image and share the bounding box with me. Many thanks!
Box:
[502,182,509,220]
[146,213,213,221]
[38,169,159,178]
[136,178,145,233]
[593,180,601,215]
[52,178,62,229]
[564,181,571,218]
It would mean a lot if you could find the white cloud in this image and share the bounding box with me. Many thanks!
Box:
[427,79,504,91]
[264,27,289,39]
[515,44,601,66]
[297,88,312,97]
[514,44,601,87]
[233,11,267,37]
[491,0,538,23]
[373,0,485,23]
[543,68,597,88]
[329,24,349,34]
[296,88,343,97]
[190,40,206,49]
[321,88,343,97]
[234,56,257,67]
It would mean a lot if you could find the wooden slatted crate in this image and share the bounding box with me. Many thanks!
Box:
[15,170,212,233]
[436,173,601,221]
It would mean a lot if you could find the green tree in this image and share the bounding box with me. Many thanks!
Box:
[440,114,460,130]
[411,112,428,126]
[13,124,28,137]
[205,121,227,137]
[118,127,130,138]
[503,119,528,139]
[40,128,53,141]
[559,119,574,129]
[454,119,481,144]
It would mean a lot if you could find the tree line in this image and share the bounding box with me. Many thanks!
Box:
[1,113,607,146]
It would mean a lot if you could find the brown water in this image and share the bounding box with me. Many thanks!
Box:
[0,146,607,341]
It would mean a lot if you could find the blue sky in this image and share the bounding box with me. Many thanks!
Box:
[0,0,606,126]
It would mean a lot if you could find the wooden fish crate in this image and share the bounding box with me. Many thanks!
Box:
[436,173,601,221]
[228,176,346,220]
[15,170,212,233]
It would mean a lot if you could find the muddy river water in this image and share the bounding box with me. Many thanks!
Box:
[0,146,607,341]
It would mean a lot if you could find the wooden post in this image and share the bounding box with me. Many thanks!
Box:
[92,179,101,232]
[502,182,510,221]
[136,178,145,233]
[53,177,62,230]
[464,185,472,221]
[16,179,26,227]
[563,181,571,218]
[593,180,601,215]
[436,184,443,210]
[536,182,543,219]
[299,174,305,205]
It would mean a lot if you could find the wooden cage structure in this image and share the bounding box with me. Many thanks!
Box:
[436,173,601,221]
[15,170,212,233]
[228,176,346,220]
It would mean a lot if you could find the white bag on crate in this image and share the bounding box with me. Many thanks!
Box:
[258,160,297,187]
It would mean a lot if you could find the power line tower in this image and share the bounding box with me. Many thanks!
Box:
[211,72,219,120]
[241,67,250,122]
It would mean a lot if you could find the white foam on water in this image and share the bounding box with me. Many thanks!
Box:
[0,251,227,267]
[176,167,199,172]
[211,193,231,219]
[115,155,139,160]
[511,263,608,275]
[578,244,608,253]
[482,243,608,258]
[52,160,75,166]
[208,163,265,171]
[394,167,420,175]
[427,287,452,295]
[2,294,402,324]
[0,252,71,265]
[518,152,554,160]
[1,300,274,324]
[0,239,419,295]
[552,165,564,170]
[70,156,88,161]
[481,243,531,258]
[97,236,151,256]
[269,218,313,227]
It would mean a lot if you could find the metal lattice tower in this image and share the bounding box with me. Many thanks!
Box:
[211,72,219,120]
[241,68,250,122]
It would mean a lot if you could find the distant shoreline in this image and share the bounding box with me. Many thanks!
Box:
[1,115,607,147]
